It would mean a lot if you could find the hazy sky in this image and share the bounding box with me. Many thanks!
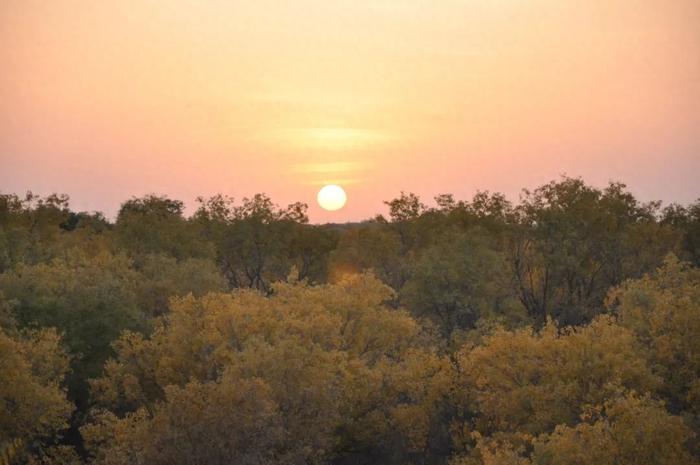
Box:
[1,0,699,222]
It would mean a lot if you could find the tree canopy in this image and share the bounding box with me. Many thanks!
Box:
[1,178,698,464]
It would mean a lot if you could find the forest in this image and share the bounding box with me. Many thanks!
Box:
[1,176,699,465]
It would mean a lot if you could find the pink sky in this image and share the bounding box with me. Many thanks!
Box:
[1,0,699,222]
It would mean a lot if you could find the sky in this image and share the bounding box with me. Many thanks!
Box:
[1,0,699,222]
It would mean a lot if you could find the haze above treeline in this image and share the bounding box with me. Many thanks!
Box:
[3,1,699,223]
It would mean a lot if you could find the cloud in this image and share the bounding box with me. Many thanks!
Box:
[293,160,369,174]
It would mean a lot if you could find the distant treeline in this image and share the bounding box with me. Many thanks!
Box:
[1,177,699,464]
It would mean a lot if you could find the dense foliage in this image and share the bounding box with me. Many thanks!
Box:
[1,178,698,464]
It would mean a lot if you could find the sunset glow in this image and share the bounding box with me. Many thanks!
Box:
[317,184,347,212]
[1,1,699,222]
[2,3,700,460]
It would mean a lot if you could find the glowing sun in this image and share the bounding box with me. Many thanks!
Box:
[317,184,347,211]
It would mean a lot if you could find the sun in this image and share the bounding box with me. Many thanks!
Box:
[317,184,347,211]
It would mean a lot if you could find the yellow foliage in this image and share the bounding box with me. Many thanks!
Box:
[452,316,658,438]
[532,393,697,465]
[0,328,73,460]
[610,254,700,414]
[87,273,447,464]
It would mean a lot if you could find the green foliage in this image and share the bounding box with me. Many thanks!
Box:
[329,220,406,289]
[0,192,109,271]
[195,193,336,292]
[0,251,146,397]
[510,178,679,325]
[385,192,426,223]
[400,228,526,339]
[662,199,700,266]
[115,195,213,263]
[135,254,227,316]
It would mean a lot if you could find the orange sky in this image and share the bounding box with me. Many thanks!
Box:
[1,0,699,222]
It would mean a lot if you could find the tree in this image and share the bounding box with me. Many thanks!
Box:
[0,192,72,270]
[195,194,326,292]
[450,316,658,446]
[0,250,146,401]
[287,224,338,283]
[82,376,284,465]
[0,182,694,464]
[451,393,697,465]
[608,255,700,448]
[385,192,426,224]
[509,178,678,326]
[400,228,526,339]
[662,199,700,266]
[0,326,74,462]
[384,192,426,254]
[87,274,449,465]
[135,254,227,316]
[531,393,696,465]
[329,221,406,290]
[115,194,212,263]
